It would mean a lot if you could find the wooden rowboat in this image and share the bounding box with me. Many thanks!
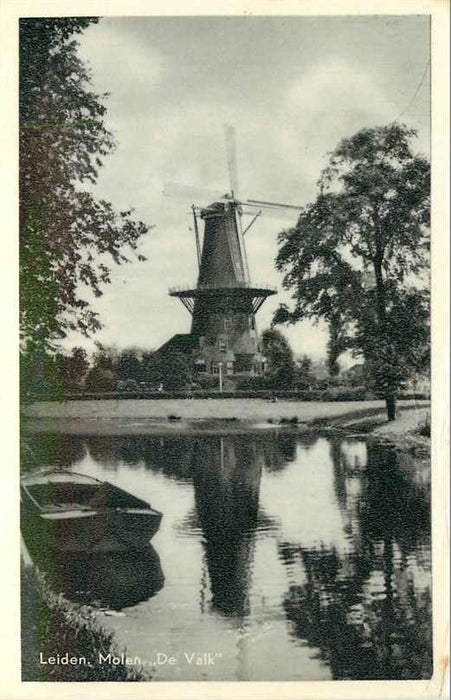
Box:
[20,469,162,553]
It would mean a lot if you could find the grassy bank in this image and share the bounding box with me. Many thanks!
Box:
[22,398,431,449]
[21,563,149,682]
[23,396,429,423]
[312,404,431,455]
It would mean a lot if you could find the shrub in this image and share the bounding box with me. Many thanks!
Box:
[85,367,117,392]
[159,351,191,390]
[279,416,299,425]
[399,391,431,400]
[316,377,345,390]
[195,375,221,390]
[123,378,140,392]
[322,386,368,401]
[413,413,431,437]
[236,376,268,390]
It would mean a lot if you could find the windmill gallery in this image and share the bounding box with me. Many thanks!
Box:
[159,127,302,387]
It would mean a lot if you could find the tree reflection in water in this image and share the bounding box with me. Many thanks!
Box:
[262,430,318,473]
[22,433,87,472]
[280,441,432,680]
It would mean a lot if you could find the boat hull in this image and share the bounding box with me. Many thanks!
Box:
[20,472,163,554]
[21,505,162,553]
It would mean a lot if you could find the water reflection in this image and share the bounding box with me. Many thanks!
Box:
[21,428,432,681]
[23,535,164,610]
[22,433,86,472]
[279,441,432,680]
[192,436,261,617]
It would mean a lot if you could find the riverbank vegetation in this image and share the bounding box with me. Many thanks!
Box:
[20,336,430,405]
[21,563,149,681]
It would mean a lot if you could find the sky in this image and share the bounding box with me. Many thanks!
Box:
[66,14,431,361]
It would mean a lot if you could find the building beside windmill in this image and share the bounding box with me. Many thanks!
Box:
[159,199,277,382]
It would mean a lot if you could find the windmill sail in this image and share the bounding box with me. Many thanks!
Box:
[224,123,240,196]
[163,182,230,204]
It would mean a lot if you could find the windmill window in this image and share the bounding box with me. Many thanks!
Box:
[219,340,227,353]
[226,361,234,375]
[224,319,232,331]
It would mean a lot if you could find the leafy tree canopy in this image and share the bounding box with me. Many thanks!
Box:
[20,18,150,350]
[56,346,90,389]
[159,351,192,391]
[275,123,430,419]
[296,355,314,389]
[117,347,142,382]
[261,328,295,389]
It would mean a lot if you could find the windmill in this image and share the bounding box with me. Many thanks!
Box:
[162,125,302,384]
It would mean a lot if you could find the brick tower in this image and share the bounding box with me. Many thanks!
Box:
[169,199,276,380]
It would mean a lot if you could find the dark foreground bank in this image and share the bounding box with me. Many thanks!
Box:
[21,562,149,682]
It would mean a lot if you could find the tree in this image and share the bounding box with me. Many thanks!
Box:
[56,346,90,390]
[296,355,314,389]
[20,18,150,350]
[117,347,142,383]
[275,123,430,420]
[342,363,366,387]
[20,345,62,403]
[85,366,117,393]
[261,329,295,389]
[159,351,192,391]
[326,317,346,377]
[356,286,430,404]
[141,351,162,388]
[84,344,119,392]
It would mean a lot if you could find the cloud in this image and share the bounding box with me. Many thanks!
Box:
[287,59,391,118]
[78,20,165,103]
[282,59,394,181]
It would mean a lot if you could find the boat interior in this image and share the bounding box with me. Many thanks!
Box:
[23,480,152,512]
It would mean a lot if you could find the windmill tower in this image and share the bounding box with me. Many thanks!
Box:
[163,126,302,383]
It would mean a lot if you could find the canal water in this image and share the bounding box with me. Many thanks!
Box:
[22,427,432,682]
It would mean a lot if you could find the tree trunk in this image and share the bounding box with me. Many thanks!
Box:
[386,393,397,421]
[374,255,387,324]
[374,242,398,424]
